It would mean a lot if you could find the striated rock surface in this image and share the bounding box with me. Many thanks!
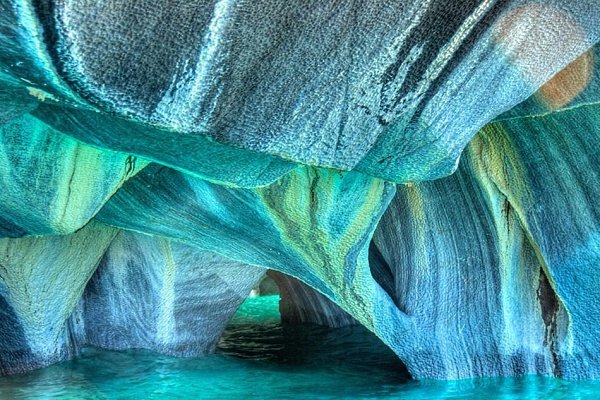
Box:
[372,99,600,379]
[0,113,147,237]
[2,0,599,184]
[0,221,118,374]
[269,270,356,328]
[0,0,599,382]
[0,223,266,374]
[76,231,265,356]
[95,165,400,338]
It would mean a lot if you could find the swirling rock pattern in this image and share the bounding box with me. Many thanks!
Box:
[76,231,265,356]
[0,224,265,374]
[0,221,118,374]
[3,0,600,184]
[0,0,598,381]
[268,270,356,328]
[95,165,399,336]
[371,97,600,379]
[0,113,147,236]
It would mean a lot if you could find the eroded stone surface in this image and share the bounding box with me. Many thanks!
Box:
[269,271,356,328]
[2,0,599,184]
[77,231,265,356]
[0,0,598,382]
[0,222,118,375]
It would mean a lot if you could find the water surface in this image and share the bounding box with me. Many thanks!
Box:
[1,295,599,399]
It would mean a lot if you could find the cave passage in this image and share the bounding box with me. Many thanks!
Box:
[218,272,412,381]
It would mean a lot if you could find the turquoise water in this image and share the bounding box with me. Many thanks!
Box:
[1,296,600,399]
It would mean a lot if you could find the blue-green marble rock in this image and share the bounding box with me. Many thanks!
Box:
[0,223,266,374]
[1,0,599,184]
[269,271,356,328]
[0,221,118,374]
[0,0,296,188]
[96,166,399,336]
[76,231,266,356]
[0,0,599,383]
[0,113,147,237]
[371,102,600,379]
[94,101,600,380]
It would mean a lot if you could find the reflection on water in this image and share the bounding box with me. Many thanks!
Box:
[1,295,599,399]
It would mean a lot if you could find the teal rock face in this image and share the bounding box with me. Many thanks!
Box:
[95,165,399,333]
[269,271,357,328]
[2,0,599,183]
[0,0,599,382]
[371,98,600,379]
[77,231,266,356]
[0,222,118,374]
[0,113,147,236]
[0,224,266,373]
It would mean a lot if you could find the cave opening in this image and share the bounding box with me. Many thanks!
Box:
[217,270,412,385]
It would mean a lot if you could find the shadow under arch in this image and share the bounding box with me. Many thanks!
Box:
[218,269,412,383]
